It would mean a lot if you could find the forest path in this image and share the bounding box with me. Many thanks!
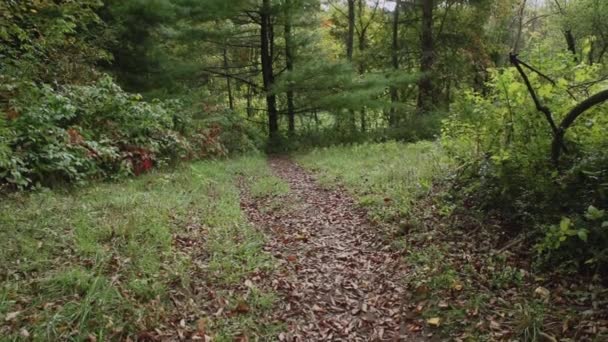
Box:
[241,157,423,341]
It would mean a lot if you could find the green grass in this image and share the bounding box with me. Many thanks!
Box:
[0,155,282,340]
[296,141,452,221]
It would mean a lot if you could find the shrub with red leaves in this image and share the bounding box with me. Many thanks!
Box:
[122,146,154,176]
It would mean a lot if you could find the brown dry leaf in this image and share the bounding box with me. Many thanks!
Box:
[407,324,423,332]
[286,255,297,262]
[234,301,250,314]
[415,285,430,298]
[234,334,249,342]
[197,318,207,336]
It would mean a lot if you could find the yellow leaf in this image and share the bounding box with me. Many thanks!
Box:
[452,281,463,291]
[427,317,441,327]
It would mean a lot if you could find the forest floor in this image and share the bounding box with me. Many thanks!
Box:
[240,157,426,341]
[2,142,607,341]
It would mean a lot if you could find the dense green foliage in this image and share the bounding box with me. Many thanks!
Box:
[443,41,608,272]
[0,77,235,188]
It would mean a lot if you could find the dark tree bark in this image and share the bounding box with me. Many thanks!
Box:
[284,0,296,136]
[344,0,357,131]
[354,0,379,132]
[261,0,279,138]
[565,29,577,57]
[389,0,400,127]
[553,0,578,61]
[222,46,234,110]
[417,0,435,114]
[246,83,253,117]
[347,0,355,61]
[357,0,367,132]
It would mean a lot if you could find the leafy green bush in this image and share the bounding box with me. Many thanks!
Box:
[536,206,608,273]
[442,55,608,272]
[0,76,245,189]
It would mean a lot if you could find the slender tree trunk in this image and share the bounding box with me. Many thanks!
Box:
[285,0,296,136]
[565,29,577,58]
[357,0,367,133]
[417,0,435,114]
[246,84,253,117]
[222,46,234,111]
[553,1,578,61]
[345,0,357,132]
[512,0,527,54]
[389,1,400,127]
[347,0,355,61]
[261,0,279,138]
[358,36,366,133]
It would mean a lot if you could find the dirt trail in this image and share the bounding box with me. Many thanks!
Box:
[241,157,424,341]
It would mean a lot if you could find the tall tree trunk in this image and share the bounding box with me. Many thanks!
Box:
[345,0,357,132]
[512,0,527,54]
[261,0,279,138]
[285,0,296,136]
[357,0,367,133]
[246,84,253,118]
[347,0,355,61]
[389,0,400,127]
[417,0,435,114]
[553,1,578,61]
[222,45,234,111]
[565,29,577,58]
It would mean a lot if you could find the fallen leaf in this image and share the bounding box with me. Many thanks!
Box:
[489,320,501,330]
[407,323,422,332]
[415,285,430,298]
[427,317,441,327]
[4,311,20,322]
[534,286,550,300]
[234,334,249,342]
[197,318,207,336]
[452,281,463,291]
[234,301,250,314]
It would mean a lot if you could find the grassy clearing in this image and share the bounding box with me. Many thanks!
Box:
[0,155,286,341]
[296,141,452,222]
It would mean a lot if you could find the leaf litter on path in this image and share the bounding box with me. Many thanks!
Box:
[240,157,427,341]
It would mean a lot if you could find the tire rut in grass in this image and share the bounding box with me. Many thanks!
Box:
[241,157,425,341]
